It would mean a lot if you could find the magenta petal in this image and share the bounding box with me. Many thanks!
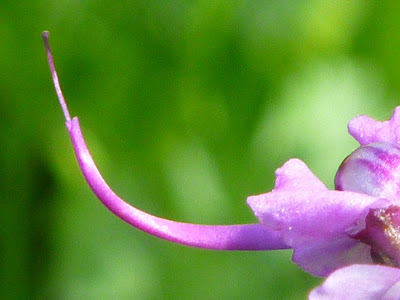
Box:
[384,281,400,299]
[309,265,400,299]
[292,236,372,277]
[247,159,385,276]
[348,107,400,145]
[66,117,289,251]
[42,31,289,252]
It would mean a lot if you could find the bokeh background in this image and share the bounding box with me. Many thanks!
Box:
[2,1,400,299]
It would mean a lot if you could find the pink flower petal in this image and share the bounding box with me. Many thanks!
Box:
[247,159,386,276]
[42,32,290,252]
[309,265,400,299]
[348,107,400,146]
[66,117,289,251]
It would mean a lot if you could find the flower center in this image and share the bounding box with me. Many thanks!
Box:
[354,206,400,267]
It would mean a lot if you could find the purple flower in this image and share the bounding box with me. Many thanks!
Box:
[42,31,400,298]
[247,158,382,276]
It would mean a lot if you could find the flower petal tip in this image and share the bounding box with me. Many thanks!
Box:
[348,106,400,146]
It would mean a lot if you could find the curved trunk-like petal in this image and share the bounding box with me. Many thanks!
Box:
[42,31,288,252]
[65,117,289,250]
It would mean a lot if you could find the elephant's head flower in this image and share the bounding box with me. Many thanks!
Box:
[42,31,400,298]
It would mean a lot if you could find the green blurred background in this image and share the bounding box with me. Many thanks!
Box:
[2,1,400,299]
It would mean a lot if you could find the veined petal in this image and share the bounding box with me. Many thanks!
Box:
[348,107,400,146]
[309,265,400,300]
[247,159,387,276]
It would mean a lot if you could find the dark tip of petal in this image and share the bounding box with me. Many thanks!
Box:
[41,31,49,39]
[41,31,71,122]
